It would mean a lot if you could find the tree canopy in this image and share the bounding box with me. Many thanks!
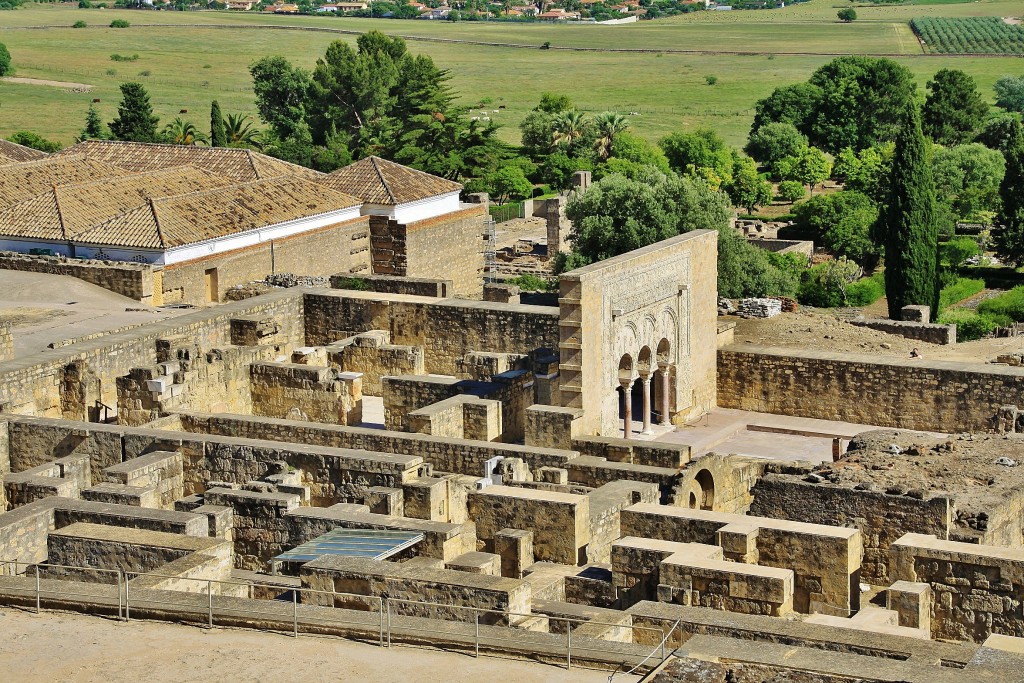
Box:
[659,128,734,187]
[0,42,11,77]
[931,143,1005,222]
[793,190,880,268]
[109,82,160,143]
[210,100,228,148]
[994,75,1024,113]
[922,69,989,146]
[994,120,1024,265]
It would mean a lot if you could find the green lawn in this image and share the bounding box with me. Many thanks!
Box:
[0,1,1020,148]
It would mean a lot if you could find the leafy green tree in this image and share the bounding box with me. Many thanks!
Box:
[519,93,573,160]
[793,190,880,267]
[940,237,981,268]
[717,226,801,298]
[837,8,856,22]
[744,122,808,176]
[163,118,207,146]
[994,75,1024,113]
[109,82,160,143]
[606,132,670,174]
[778,146,831,193]
[6,131,62,153]
[881,104,940,319]
[727,156,772,214]
[777,180,806,203]
[932,143,1006,221]
[593,111,628,160]
[78,104,107,142]
[535,92,572,113]
[806,57,916,153]
[976,112,1023,153]
[922,69,989,146]
[486,166,532,204]
[543,151,591,192]
[210,100,227,147]
[994,120,1024,265]
[249,55,312,142]
[659,128,734,187]
[0,42,10,77]
[550,109,593,156]
[751,83,822,134]
[832,143,893,202]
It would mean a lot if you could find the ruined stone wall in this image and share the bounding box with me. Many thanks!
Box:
[326,331,423,396]
[203,488,299,571]
[0,289,304,419]
[250,362,361,425]
[751,476,951,585]
[890,533,1024,643]
[0,322,13,362]
[303,291,559,377]
[0,251,154,303]
[328,274,450,298]
[849,319,956,345]
[718,345,1024,433]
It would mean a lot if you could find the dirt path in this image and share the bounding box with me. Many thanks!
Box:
[0,607,620,683]
[1,76,93,90]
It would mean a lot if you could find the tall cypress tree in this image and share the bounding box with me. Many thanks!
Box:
[994,121,1024,266]
[109,82,160,143]
[210,100,227,148]
[882,104,940,320]
[78,104,106,141]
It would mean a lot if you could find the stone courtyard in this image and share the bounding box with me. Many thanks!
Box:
[4,153,1024,681]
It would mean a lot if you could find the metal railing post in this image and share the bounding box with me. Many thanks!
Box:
[117,570,123,620]
[125,573,130,622]
[292,589,298,637]
[566,619,571,670]
[34,564,40,613]
[386,598,392,647]
[208,580,213,629]
[661,623,667,660]
[378,598,384,648]
[474,612,479,658]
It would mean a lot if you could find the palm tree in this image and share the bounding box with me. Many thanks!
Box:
[551,109,589,150]
[593,111,629,159]
[163,118,207,146]
[224,113,260,147]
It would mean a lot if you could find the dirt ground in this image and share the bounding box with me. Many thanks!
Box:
[0,608,620,683]
[1,76,93,90]
[728,306,1024,364]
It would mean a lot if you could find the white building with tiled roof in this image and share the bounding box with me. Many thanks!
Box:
[323,156,463,223]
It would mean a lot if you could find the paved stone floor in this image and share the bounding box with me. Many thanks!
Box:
[0,607,624,683]
[653,408,943,464]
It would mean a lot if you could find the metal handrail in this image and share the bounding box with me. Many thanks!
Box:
[0,558,668,672]
[608,619,681,682]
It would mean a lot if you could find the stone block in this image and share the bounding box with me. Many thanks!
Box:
[365,486,404,517]
[494,528,534,578]
[446,551,501,576]
[887,580,931,631]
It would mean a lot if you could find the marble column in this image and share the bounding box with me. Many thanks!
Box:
[659,363,672,427]
[621,379,634,439]
[641,374,652,434]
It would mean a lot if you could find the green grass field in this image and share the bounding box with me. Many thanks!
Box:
[0,1,1020,148]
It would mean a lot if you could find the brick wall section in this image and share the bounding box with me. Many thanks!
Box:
[161,217,370,305]
[750,476,951,585]
[0,251,153,302]
[303,290,559,377]
[717,345,1024,432]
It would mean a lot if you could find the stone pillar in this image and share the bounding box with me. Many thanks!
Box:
[621,379,634,440]
[641,374,652,434]
[659,364,671,427]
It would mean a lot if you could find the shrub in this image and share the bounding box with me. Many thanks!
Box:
[797,259,861,308]
[506,274,556,292]
[78,0,91,6]
[978,286,1024,322]
[777,180,806,203]
[939,237,982,267]
[6,131,62,153]
[938,276,985,311]
[937,309,1003,341]
[705,75,718,86]
[844,272,886,306]
[105,68,116,76]
[332,277,368,291]
[110,53,139,62]
[137,70,150,77]
[72,20,87,28]
[109,18,130,28]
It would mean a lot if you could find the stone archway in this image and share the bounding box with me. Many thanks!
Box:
[655,338,673,426]
[695,469,715,510]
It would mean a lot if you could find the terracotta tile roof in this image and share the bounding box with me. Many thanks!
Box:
[0,155,130,211]
[0,139,51,164]
[322,156,462,205]
[0,166,231,242]
[54,140,326,183]
[74,176,363,250]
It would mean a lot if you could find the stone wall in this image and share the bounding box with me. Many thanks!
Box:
[0,322,13,361]
[160,217,369,305]
[750,475,951,585]
[0,288,304,419]
[326,331,424,396]
[0,250,154,303]
[250,362,362,425]
[849,319,956,345]
[403,206,487,298]
[204,487,300,571]
[303,290,559,378]
[718,345,1024,432]
[329,274,450,298]
[890,533,1024,643]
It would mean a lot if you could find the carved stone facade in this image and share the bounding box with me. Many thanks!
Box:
[557,230,718,436]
